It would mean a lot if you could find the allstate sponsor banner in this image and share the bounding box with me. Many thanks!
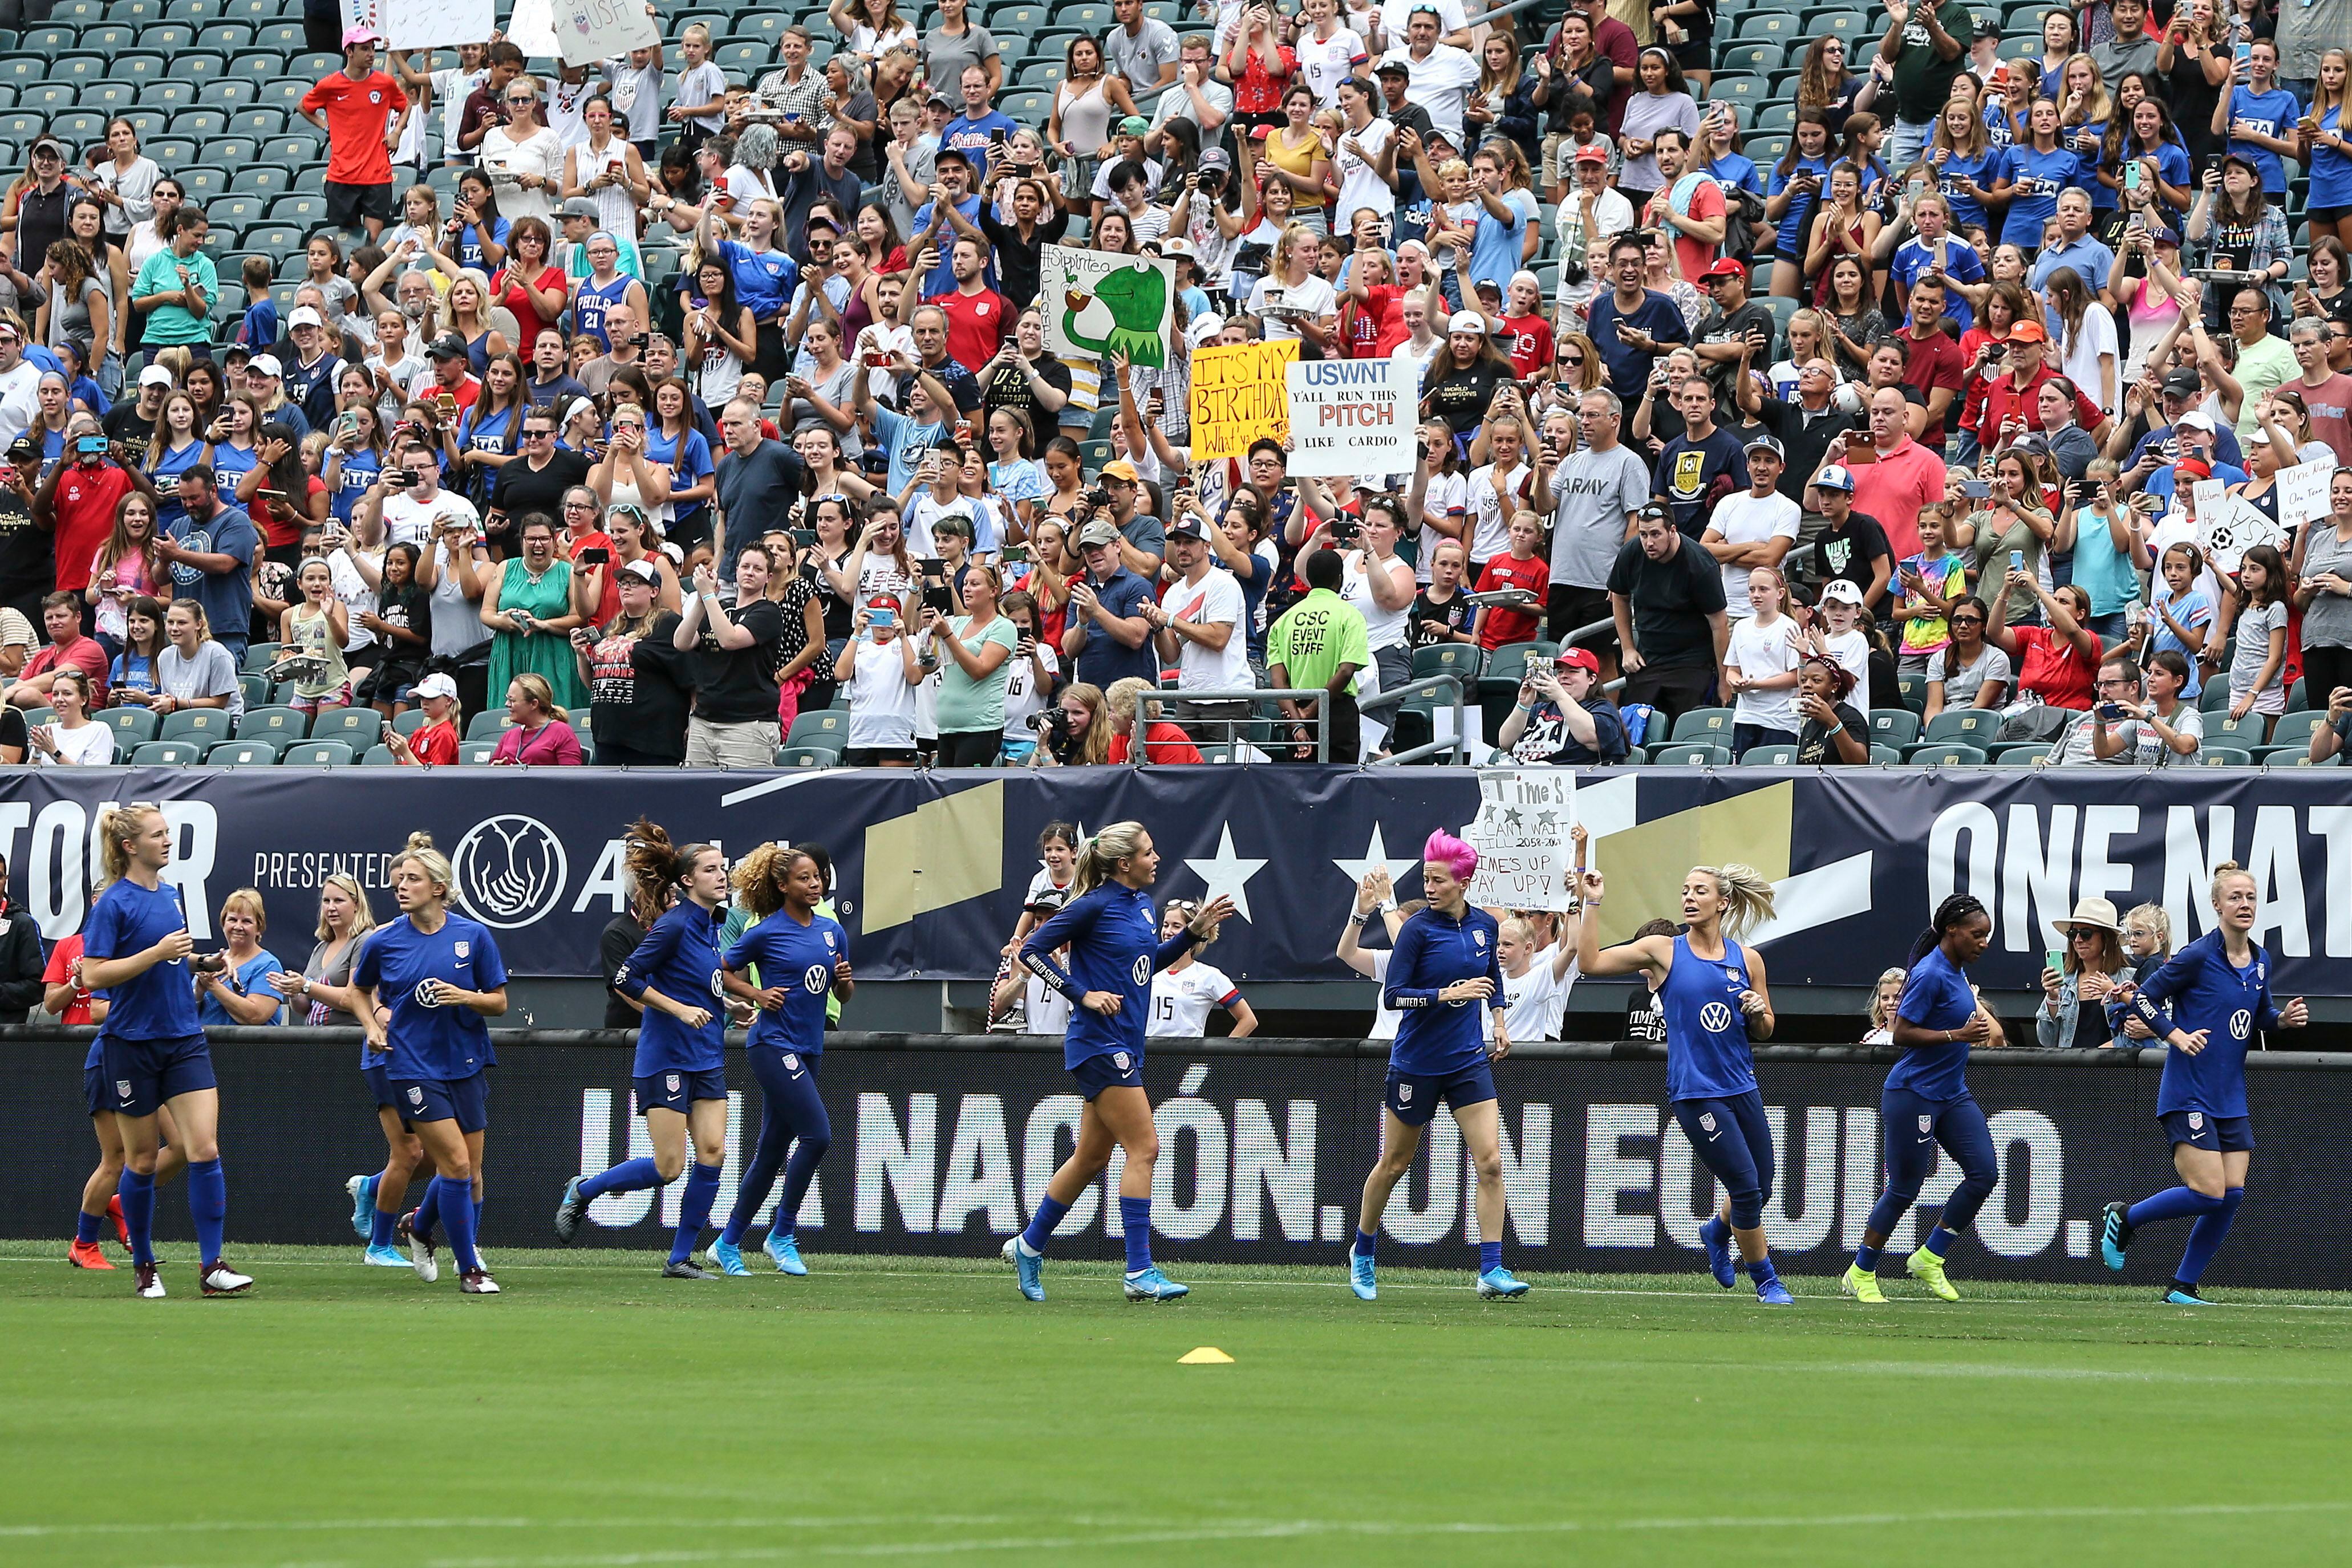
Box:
[3,768,2351,992]
[1284,356,1416,477]
[3,1036,2343,1289]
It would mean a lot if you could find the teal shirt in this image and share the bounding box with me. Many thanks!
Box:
[932,614,1020,736]
[132,247,219,344]
[2068,505,2142,618]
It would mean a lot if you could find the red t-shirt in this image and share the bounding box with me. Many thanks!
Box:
[1108,721,1204,763]
[2012,624,2095,710]
[1661,180,1726,286]
[493,262,570,330]
[256,474,326,551]
[1899,327,1968,448]
[1347,284,1401,358]
[50,461,136,591]
[1978,364,2102,445]
[565,529,619,628]
[42,932,93,1025]
[23,633,108,708]
[930,287,1008,376]
[1501,312,1554,379]
[408,717,459,766]
[1474,551,1549,649]
[300,70,408,187]
[427,373,483,423]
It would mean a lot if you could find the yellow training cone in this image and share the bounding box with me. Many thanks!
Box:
[1178,1347,1235,1364]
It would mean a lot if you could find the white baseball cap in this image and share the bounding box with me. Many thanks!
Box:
[138,365,175,389]
[413,672,460,702]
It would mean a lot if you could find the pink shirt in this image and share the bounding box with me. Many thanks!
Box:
[2297,371,2352,468]
[1849,437,1946,562]
[491,718,583,765]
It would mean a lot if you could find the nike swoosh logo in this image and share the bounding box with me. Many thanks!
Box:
[1706,1131,1721,1142]
[1917,1137,1933,1145]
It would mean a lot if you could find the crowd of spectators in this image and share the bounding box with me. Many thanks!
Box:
[0,0,2345,770]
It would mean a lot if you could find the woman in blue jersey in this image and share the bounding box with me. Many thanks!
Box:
[80,804,252,1299]
[1840,895,2001,1305]
[554,819,732,1279]
[708,842,854,1277]
[1925,96,2012,245]
[1346,830,1525,1303]
[2001,97,2082,255]
[1764,108,1837,300]
[1008,822,1234,1303]
[2102,862,2308,1305]
[1576,861,1792,1305]
[354,831,510,1295]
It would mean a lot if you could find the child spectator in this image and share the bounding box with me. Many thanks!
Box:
[1892,505,1968,676]
[2226,543,2289,740]
[1471,510,1549,651]
[237,257,279,350]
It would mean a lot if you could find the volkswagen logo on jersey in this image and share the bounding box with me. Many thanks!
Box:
[1132,955,1151,985]
[2231,1009,2253,1040]
[414,978,444,1009]
[1700,1001,1734,1033]
[802,964,829,993]
[451,814,570,929]
[710,968,725,1000]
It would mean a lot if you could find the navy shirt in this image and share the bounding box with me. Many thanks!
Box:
[1653,426,1750,539]
[1020,881,1197,1068]
[1586,289,1690,400]
[85,879,202,1041]
[1383,904,1505,1077]
[726,907,849,1055]
[615,901,727,1077]
[713,438,808,580]
[1070,566,1161,690]
[352,912,508,1083]
[1886,944,1977,1102]
[167,503,259,655]
[2135,929,2282,1120]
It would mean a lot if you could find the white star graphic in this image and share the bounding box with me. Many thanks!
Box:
[1183,823,1269,923]
[1331,823,1421,898]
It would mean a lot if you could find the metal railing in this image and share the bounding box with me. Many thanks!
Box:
[1362,674,1469,765]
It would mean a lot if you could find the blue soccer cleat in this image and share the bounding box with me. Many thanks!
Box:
[1476,1266,1530,1299]
[346,1173,376,1239]
[1124,1266,1190,1302]
[362,1244,411,1268]
[1701,1215,1737,1289]
[765,1230,808,1276]
[2164,1286,2214,1306]
[2100,1201,2133,1272]
[1755,1277,1795,1306]
[1348,1253,1378,1301]
[554,1176,589,1245]
[1003,1236,1045,1302]
[708,1237,749,1276]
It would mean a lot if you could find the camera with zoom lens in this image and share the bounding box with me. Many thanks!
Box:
[1029,707,1073,739]
[1084,486,1113,510]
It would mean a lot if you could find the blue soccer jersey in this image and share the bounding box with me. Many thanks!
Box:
[85,879,202,1041]
[1886,945,1978,1102]
[1658,935,1758,1103]
[1020,883,1195,1069]
[615,903,727,1077]
[353,912,508,1082]
[726,908,848,1055]
[2135,929,2281,1120]
[1382,905,1505,1078]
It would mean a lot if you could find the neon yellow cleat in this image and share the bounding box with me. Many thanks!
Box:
[1840,1262,1885,1303]
[1907,1247,1960,1301]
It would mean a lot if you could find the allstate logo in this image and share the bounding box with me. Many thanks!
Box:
[451,815,569,929]
[1699,1001,1734,1033]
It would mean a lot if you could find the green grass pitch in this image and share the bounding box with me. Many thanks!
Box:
[5,1242,2351,1567]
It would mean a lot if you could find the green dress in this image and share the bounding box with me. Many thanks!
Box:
[489,557,588,711]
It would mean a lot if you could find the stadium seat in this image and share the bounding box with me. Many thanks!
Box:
[1908,743,1989,766]
[206,740,280,766]
[237,705,309,743]
[392,709,433,737]
[465,710,519,740]
[2251,744,2322,767]
[1476,641,1556,699]
[1669,706,1734,744]
[785,710,849,749]
[773,745,836,767]
[2203,712,2269,748]
[280,740,354,766]
[1895,673,1926,712]
[129,740,200,765]
[159,708,232,746]
[1867,709,1921,748]
[310,708,383,746]
[2269,712,2329,750]
[1922,708,2001,746]
[459,738,499,763]
[1652,742,1731,766]
[1868,744,1904,765]
[1990,742,2050,765]
[1741,744,1799,765]
[242,641,281,672]
[2285,678,2313,711]
[96,706,162,744]
[2196,745,2254,767]
[1409,643,1483,686]
[361,744,400,766]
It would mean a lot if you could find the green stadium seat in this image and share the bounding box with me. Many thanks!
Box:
[206,740,280,766]
[52,53,111,84]
[2195,745,2254,767]
[159,708,233,746]
[1015,58,1069,90]
[236,705,309,743]
[773,745,836,767]
[1058,1,1115,26]
[1811,10,1874,42]
[362,744,400,766]
[392,708,434,737]
[111,53,171,86]
[306,709,381,747]
[267,193,330,227]
[785,710,850,749]
[1923,708,2001,746]
[716,41,776,72]
[256,79,313,111]
[48,109,106,148]
[0,111,40,143]
[240,223,303,256]
[996,89,1053,124]
[465,710,519,740]
[1715,43,1783,75]
[1669,706,1735,743]
[459,738,499,763]
[1652,742,1731,766]
[129,740,200,765]
[1741,744,1799,765]
[279,740,354,766]
[735,12,796,42]
[1908,742,1989,766]
[2203,711,2269,748]
[1141,0,1183,21]
[210,79,263,111]
[18,84,81,115]
[237,673,270,708]
[195,22,254,50]
[1868,709,1922,748]
[1733,11,1803,39]
[1753,101,1797,133]
[143,24,196,51]
[2251,743,2321,767]
[176,0,229,21]
[1869,744,1904,765]
[96,706,162,744]
[123,108,172,140]
[1409,643,1484,685]
[1990,742,2050,765]
[2269,711,2329,750]
[22,25,79,52]
[172,105,230,139]
[253,19,306,50]
[209,193,267,231]
[668,10,730,40]
[1896,672,1927,712]
[2286,678,2313,711]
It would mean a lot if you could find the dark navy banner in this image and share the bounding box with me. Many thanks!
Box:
[1,767,2349,992]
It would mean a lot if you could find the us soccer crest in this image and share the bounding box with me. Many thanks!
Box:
[1113,1051,1132,1072]
[455,941,471,958]
[2189,1112,2205,1131]
[1698,1111,1717,1133]
[1398,1082,1413,1103]
[115,1079,132,1099]
[666,1073,680,1094]
[783,1053,800,1072]
[1919,1114,1933,1133]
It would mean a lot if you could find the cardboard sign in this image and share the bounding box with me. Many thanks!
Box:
[1039,245,1177,372]
[546,0,659,67]
[2197,495,2286,573]
[2276,459,2335,527]
[1284,356,1417,477]
[358,0,497,52]
[1189,339,1298,461]
[1462,769,1578,912]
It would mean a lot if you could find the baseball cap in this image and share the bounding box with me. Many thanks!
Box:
[1743,432,1786,459]
[1815,463,1856,493]
[29,137,64,160]
[2177,408,2216,432]
[1573,144,1608,165]
[1199,148,1232,173]
[1700,257,1749,283]
[138,364,175,390]
[1117,115,1150,137]
[342,25,380,46]
[424,332,469,361]
[558,196,599,221]
[2145,222,2181,247]
[413,671,460,703]
[934,144,973,166]
[1473,278,1503,296]
[2247,426,2274,445]
[1100,458,1141,484]
[1820,578,1865,606]
[1076,519,1122,549]
[1973,17,2003,37]
[288,306,324,329]
[248,353,282,378]
[1374,57,1410,76]
[619,558,662,585]
[1555,646,1601,675]
[2161,368,2201,399]
[1159,236,1196,260]
[1447,311,1490,335]
[2006,319,2048,344]
[1167,515,1207,541]
[0,606,33,649]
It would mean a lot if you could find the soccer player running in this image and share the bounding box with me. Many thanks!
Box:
[1576,863,1793,1306]
[355,832,510,1295]
[1841,895,2001,1305]
[2101,862,2308,1306]
[1349,830,1526,1303]
[78,806,243,1298]
[555,820,732,1279]
[1009,822,1234,1303]
[709,843,853,1277]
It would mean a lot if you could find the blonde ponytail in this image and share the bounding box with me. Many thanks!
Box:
[1696,863,1777,940]
[97,803,164,889]
[1070,820,1147,899]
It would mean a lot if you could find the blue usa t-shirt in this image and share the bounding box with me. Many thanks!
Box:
[615,902,727,1077]
[1885,944,1978,1102]
[725,908,849,1055]
[352,912,508,1083]
[85,878,202,1041]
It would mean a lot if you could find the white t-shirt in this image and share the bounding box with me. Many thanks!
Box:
[675,62,729,134]
[1381,43,1479,147]
[1412,464,1466,582]
[1727,612,1804,733]
[1927,641,2012,706]
[1331,115,1397,224]
[1001,638,1057,740]
[847,636,919,749]
[380,488,480,551]
[1161,566,1251,690]
[36,722,114,766]
[1707,489,1801,616]
[1365,945,1400,1042]
[1466,461,1532,563]
[478,125,565,225]
[1248,273,1337,342]
[1819,625,1870,692]
[1343,549,1413,652]
[906,493,983,558]
[1020,866,1075,1037]
[1296,27,1368,107]
[1148,960,1240,1037]
[431,66,488,159]
[2055,302,2118,405]
[1485,949,1574,1042]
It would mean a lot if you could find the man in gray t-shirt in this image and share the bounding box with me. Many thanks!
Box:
[1543,389,1652,600]
[1103,0,1181,94]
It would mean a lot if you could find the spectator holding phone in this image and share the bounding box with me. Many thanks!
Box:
[574,559,692,766]
[1497,644,1630,763]
[479,513,585,712]
[836,592,926,765]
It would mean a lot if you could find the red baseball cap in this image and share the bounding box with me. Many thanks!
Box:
[2006,319,2049,344]
[1700,257,1748,283]
[1555,646,1601,675]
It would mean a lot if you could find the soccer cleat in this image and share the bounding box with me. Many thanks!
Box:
[2164,1285,2213,1306]
[2099,1200,2134,1272]
[554,1176,589,1244]
[663,1258,716,1280]
[460,1269,500,1295]
[363,1244,412,1268]
[1907,1248,1960,1302]
[1476,1266,1531,1299]
[1124,1266,1190,1302]
[1348,1252,1378,1301]
[1840,1262,1885,1304]
[1701,1216,1737,1289]
[765,1230,808,1276]
[397,1209,439,1283]
[708,1237,749,1275]
[132,1262,164,1298]
[1755,1277,1795,1306]
[107,1195,129,1248]
[69,1238,115,1270]
[1003,1236,1045,1302]
[200,1261,254,1296]
[346,1173,375,1238]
